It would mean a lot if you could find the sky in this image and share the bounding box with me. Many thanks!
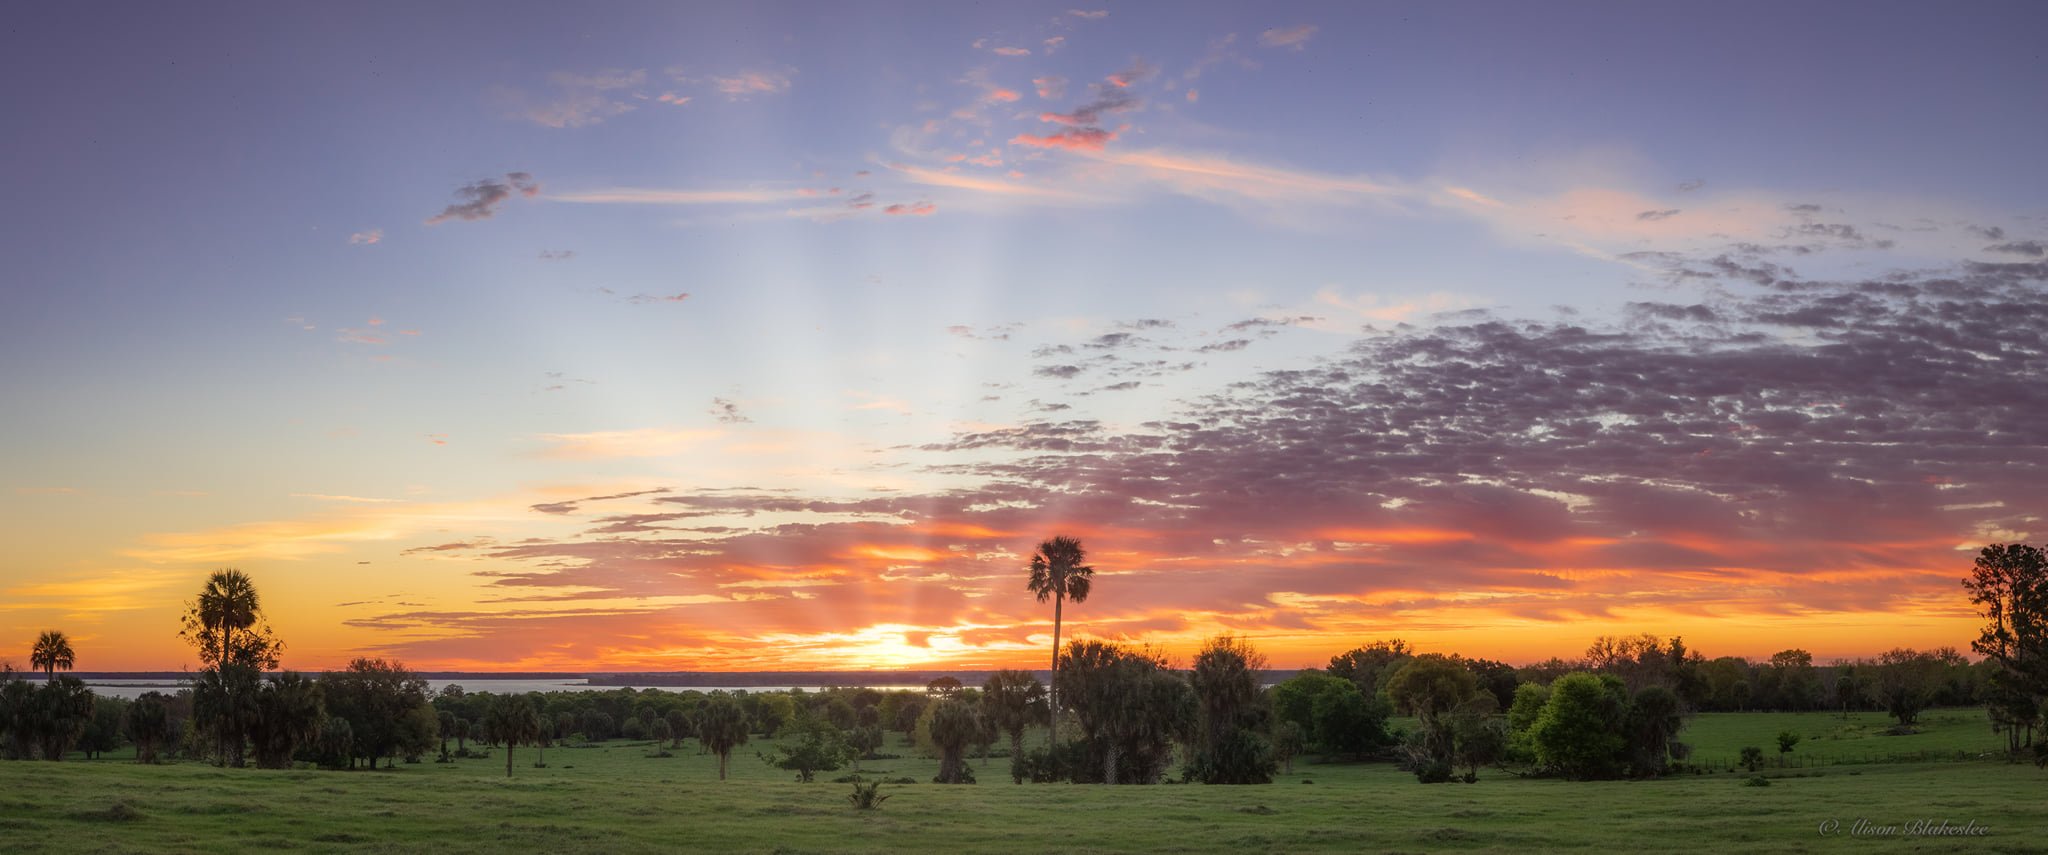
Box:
[2,1,2045,672]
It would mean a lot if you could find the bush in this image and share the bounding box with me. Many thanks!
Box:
[1741,775,1770,787]
[1412,758,1454,784]
[1777,731,1801,754]
[847,778,890,810]
[1740,746,1764,772]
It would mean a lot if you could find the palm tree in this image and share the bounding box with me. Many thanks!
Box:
[250,671,326,769]
[696,694,751,780]
[483,694,542,778]
[1026,535,1094,747]
[30,630,75,681]
[194,569,260,667]
[928,698,982,784]
[980,669,1047,782]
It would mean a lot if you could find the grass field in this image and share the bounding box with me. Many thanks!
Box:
[0,709,2041,853]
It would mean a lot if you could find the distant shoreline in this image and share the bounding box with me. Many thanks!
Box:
[40,668,1304,687]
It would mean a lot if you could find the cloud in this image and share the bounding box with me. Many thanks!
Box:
[1986,241,2046,257]
[711,68,794,99]
[624,292,690,304]
[1040,90,1138,126]
[1069,9,1108,19]
[538,249,577,261]
[1259,24,1318,50]
[425,173,540,225]
[348,229,382,245]
[1043,36,1066,54]
[884,201,938,216]
[1636,209,1681,222]
[992,47,1031,57]
[505,69,647,128]
[710,398,751,424]
[1106,59,1156,89]
[1012,128,1119,151]
[1033,76,1067,100]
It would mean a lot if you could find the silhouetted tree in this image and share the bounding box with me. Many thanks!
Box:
[980,669,1046,783]
[249,671,325,768]
[697,694,751,780]
[1964,543,2048,755]
[33,676,94,761]
[928,698,980,784]
[181,569,282,670]
[1327,639,1412,697]
[30,630,75,681]
[1187,635,1274,784]
[1026,535,1094,748]
[194,663,261,767]
[482,694,541,778]
[664,708,691,748]
[1387,654,1480,771]
[79,695,127,760]
[1868,648,1945,728]
[1061,641,1194,784]
[319,658,430,768]
[126,691,173,763]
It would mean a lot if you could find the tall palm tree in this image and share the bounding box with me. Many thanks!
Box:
[483,693,542,778]
[1026,535,1094,748]
[30,630,75,681]
[195,569,260,667]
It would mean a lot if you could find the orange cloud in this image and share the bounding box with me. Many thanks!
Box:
[1011,128,1118,151]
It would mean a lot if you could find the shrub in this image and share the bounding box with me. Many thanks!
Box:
[847,778,890,810]
[1777,731,1801,754]
[1740,746,1764,772]
[1741,775,1770,787]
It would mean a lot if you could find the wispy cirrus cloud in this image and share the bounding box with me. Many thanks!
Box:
[501,69,646,128]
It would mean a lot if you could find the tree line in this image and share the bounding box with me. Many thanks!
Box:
[4,542,2045,783]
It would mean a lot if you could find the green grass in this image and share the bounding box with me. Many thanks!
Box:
[1683,709,2002,769]
[0,717,2043,853]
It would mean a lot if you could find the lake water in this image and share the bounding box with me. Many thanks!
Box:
[75,678,929,700]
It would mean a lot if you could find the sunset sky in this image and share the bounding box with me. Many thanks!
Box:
[3,2,2045,672]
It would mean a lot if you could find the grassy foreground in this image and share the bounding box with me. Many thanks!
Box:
[0,713,2042,853]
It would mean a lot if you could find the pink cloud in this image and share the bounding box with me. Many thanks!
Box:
[1186,89,1200,103]
[1033,76,1067,100]
[993,47,1031,57]
[884,201,937,216]
[1010,128,1118,151]
[1259,24,1318,50]
[988,87,1021,103]
[1043,36,1066,54]
[1069,9,1108,19]
[348,229,382,245]
[711,69,794,99]
[656,92,692,106]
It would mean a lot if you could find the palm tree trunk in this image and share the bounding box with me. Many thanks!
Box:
[1050,594,1063,748]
